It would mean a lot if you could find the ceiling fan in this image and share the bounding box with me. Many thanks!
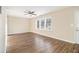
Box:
[24,10,37,16]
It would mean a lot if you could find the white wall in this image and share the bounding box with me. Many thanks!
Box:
[7,16,30,34]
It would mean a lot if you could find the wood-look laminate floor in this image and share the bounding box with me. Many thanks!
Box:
[6,32,79,53]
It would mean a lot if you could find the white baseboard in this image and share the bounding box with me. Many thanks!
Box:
[34,32,76,44]
[52,37,76,44]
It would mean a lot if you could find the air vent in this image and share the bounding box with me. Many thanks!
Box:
[0,6,1,14]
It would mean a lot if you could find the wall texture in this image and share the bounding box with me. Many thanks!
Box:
[7,16,30,34]
[30,7,75,43]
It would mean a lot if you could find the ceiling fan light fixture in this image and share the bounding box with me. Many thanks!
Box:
[24,10,37,16]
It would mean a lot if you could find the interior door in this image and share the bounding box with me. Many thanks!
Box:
[76,27,79,43]
[75,10,79,44]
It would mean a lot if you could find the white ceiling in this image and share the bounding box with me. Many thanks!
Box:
[5,6,69,18]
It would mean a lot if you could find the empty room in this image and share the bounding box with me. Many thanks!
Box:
[5,6,79,53]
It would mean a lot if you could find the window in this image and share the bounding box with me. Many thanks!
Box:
[41,20,45,29]
[36,16,52,31]
[37,20,39,29]
[46,18,52,31]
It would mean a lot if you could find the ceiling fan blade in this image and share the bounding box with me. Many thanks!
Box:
[24,13,28,15]
[32,13,36,15]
